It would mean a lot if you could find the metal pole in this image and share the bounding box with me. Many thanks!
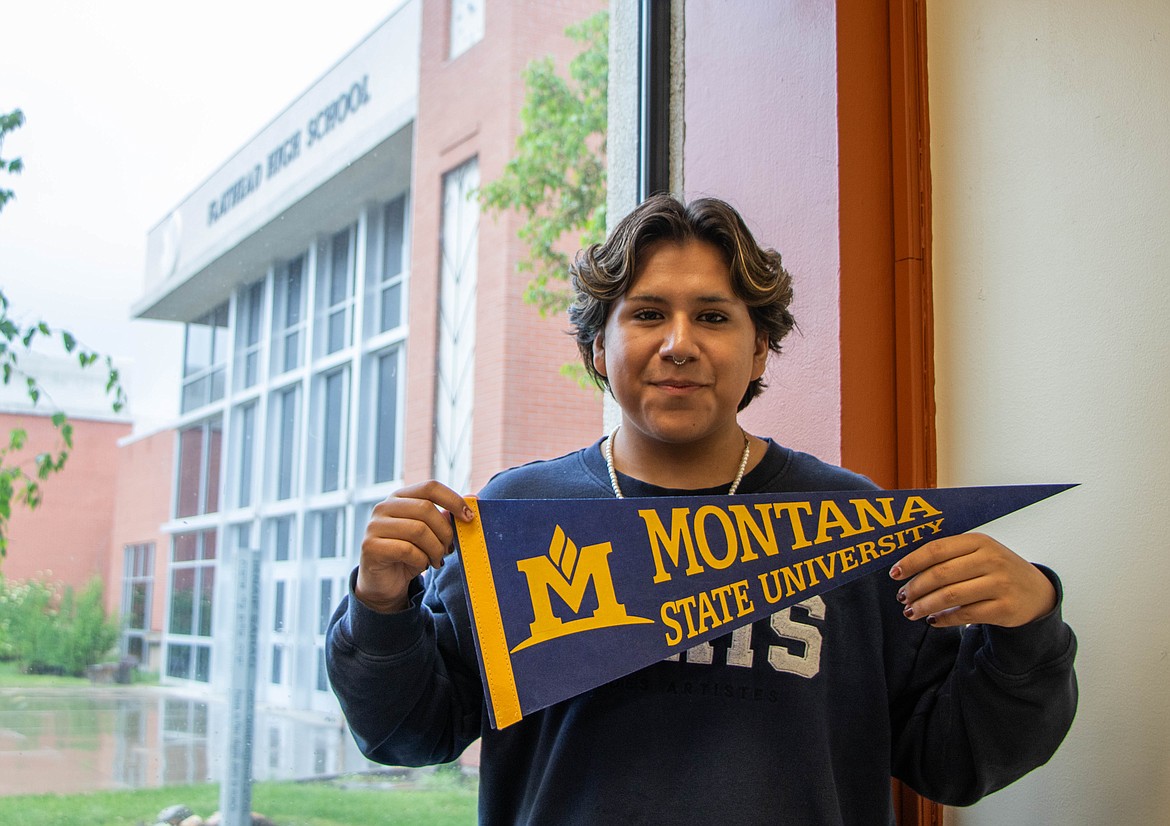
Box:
[221,546,261,826]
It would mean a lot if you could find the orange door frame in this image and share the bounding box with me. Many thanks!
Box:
[838,0,940,824]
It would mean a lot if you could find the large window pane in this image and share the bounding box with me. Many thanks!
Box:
[197,567,215,636]
[267,515,294,562]
[169,568,195,635]
[318,579,333,635]
[175,428,204,518]
[234,403,256,508]
[181,304,229,412]
[317,227,354,356]
[272,256,305,376]
[315,509,343,559]
[434,157,479,491]
[320,369,347,492]
[176,420,222,517]
[374,348,400,483]
[236,280,265,389]
[273,385,300,500]
[274,581,286,632]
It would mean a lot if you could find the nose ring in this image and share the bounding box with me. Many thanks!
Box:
[671,356,688,366]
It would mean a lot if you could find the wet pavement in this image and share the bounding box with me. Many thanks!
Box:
[0,686,372,796]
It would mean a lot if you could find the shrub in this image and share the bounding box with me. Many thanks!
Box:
[0,575,119,675]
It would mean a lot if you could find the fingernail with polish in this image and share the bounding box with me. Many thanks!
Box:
[926,615,938,626]
[463,506,474,521]
[903,606,914,619]
[889,566,902,579]
[896,589,907,604]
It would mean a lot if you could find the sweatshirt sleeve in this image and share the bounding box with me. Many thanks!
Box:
[887,566,1078,806]
[325,561,484,767]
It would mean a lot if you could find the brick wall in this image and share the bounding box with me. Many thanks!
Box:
[405,0,606,493]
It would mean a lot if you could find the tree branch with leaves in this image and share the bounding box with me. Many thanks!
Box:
[479,10,608,320]
[0,108,128,559]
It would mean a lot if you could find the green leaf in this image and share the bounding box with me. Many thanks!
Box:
[62,331,76,352]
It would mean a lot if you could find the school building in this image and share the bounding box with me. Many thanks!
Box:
[123,0,603,720]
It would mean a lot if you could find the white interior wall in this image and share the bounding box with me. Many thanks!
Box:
[929,2,1170,824]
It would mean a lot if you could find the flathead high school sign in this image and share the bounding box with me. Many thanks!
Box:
[453,484,1073,729]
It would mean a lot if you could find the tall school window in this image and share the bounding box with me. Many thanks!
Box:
[272,255,307,376]
[316,226,356,357]
[434,157,479,491]
[450,0,485,59]
[175,418,222,518]
[181,303,229,412]
[373,196,408,334]
[121,542,154,664]
[235,279,266,389]
[265,514,296,562]
[369,347,401,483]
[313,367,349,493]
[166,529,216,682]
[360,193,409,487]
[230,401,257,508]
[309,508,345,559]
[268,383,301,501]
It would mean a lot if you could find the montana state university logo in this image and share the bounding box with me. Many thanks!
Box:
[511,525,653,653]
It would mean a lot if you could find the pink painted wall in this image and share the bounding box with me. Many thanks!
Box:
[683,0,842,462]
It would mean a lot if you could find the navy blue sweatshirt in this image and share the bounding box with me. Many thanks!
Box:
[327,439,1077,824]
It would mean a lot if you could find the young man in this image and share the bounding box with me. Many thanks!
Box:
[327,195,1077,824]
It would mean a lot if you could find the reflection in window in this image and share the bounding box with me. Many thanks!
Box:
[167,529,216,683]
[122,543,154,663]
[181,304,229,412]
[176,419,221,518]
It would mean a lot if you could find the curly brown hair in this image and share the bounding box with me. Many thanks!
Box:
[568,194,796,410]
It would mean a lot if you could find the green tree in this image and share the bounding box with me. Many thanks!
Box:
[0,109,127,559]
[479,10,608,322]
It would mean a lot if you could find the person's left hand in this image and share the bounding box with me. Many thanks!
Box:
[890,533,1056,628]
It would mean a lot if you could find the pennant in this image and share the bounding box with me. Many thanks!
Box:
[453,484,1074,729]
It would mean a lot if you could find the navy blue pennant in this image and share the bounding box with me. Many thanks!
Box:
[454,484,1074,728]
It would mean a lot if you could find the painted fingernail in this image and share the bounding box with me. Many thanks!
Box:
[926,615,938,626]
[896,589,907,603]
[462,506,474,521]
[889,566,902,579]
[903,605,915,619]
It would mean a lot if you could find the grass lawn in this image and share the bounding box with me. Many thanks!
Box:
[0,774,479,826]
[0,659,159,688]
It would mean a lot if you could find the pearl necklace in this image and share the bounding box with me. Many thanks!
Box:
[603,426,752,499]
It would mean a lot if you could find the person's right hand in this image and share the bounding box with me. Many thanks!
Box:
[355,480,474,614]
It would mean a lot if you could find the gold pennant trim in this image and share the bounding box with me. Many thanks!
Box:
[455,497,523,728]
